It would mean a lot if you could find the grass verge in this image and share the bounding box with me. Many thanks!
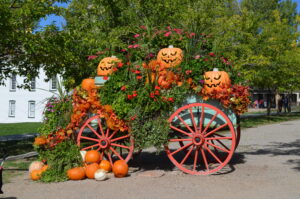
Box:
[240,113,300,128]
[2,158,33,183]
[0,122,41,136]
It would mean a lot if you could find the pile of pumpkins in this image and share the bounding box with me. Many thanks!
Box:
[29,150,128,181]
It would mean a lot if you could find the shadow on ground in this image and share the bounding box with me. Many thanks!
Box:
[241,139,300,171]
[129,149,246,175]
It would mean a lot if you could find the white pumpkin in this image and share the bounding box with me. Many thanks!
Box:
[29,161,44,173]
[80,151,87,162]
[94,169,107,181]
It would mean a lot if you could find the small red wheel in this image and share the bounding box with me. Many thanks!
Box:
[77,115,134,166]
[165,103,236,175]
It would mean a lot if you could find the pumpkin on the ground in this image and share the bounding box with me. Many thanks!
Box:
[29,161,44,173]
[30,169,43,181]
[85,150,101,163]
[203,68,231,93]
[97,56,121,76]
[85,163,100,179]
[67,167,86,180]
[99,160,112,172]
[157,45,183,68]
[112,160,128,178]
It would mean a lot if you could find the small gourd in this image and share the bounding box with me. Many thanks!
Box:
[94,169,108,181]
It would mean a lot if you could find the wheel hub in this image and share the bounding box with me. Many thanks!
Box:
[99,138,110,149]
[193,135,205,146]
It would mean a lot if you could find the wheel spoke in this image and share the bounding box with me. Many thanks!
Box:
[170,142,193,156]
[111,134,130,142]
[201,112,218,135]
[199,106,205,133]
[204,145,222,164]
[189,108,198,134]
[80,136,99,142]
[214,137,231,152]
[97,117,105,137]
[176,114,195,134]
[82,143,100,151]
[111,143,130,150]
[169,138,192,142]
[86,123,102,139]
[180,145,194,165]
[106,152,113,165]
[170,125,192,137]
[200,148,209,171]
[205,141,230,153]
[206,136,232,140]
[193,149,199,171]
[110,147,124,160]
[204,123,228,138]
[106,128,110,137]
[108,129,119,139]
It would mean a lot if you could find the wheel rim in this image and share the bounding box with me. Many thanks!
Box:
[165,103,236,175]
[77,115,134,166]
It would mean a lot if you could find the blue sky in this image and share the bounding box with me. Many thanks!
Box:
[38,0,300,30]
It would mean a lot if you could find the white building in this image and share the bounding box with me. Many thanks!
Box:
[0,69,59,123]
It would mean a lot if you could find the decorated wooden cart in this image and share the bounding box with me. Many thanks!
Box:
[77,74,242,175]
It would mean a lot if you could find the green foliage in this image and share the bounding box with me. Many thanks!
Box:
[38,96,72,136]
[37,140,83,182]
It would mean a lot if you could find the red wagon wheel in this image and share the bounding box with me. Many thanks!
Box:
[77,115,134,166]
[165,103,236,175]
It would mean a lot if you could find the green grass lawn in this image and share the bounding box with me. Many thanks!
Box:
[0,122,41,136]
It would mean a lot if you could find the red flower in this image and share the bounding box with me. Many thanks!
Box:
[128,45,133,48]
[155,90,160,96]
[140,25,147,30]
[155,86,161,90]
[185,70,192,75]
[103,76,109,80]
[209,52,215,57]
[113,68,118,72]
[121,85,127,91]
[168,97,174,102]
[189,32,196,37]
[131,115,137,120]
[135,70,141,74]
[117,62,124,68]
[133,44,140,48]
[87,55,98,60]
[136,76,142,80]
[134,34,140,38]
[120,49,127,52]
[204,58,209,62]
[127,95,133,100]
[150,92,155,98]
[164,31,171,37]
[133,93,137,97]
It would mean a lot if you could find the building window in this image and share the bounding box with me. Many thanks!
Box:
[9,100,16,117]
[10,74,16,91]
[28,101,35,118]
[50,75,57,90]
[30,78,36,91]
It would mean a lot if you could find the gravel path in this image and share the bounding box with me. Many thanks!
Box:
[2,119,300,199]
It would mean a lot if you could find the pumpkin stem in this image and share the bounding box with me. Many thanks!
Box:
[111,55,116,58]
[213,68,219,71]
[168,45,174,48]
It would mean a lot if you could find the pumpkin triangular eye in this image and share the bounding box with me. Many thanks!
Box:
[214,75,221,80]
[171,52,177,56]
[162,52,167,56]
[204,76,210,80]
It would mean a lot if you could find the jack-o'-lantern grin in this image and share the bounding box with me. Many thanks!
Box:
[161,58,178,64]
[204,75,222,88]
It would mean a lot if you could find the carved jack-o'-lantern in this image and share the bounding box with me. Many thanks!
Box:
[97,56,121,76]
[157,45,183,68]
[203,68,231,93]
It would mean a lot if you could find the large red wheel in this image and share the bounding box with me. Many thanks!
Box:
[165,103,236,175]
[77,115,134,166]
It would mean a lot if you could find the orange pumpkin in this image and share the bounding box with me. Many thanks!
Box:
[112,160,128,178]
[97,56,121,76]
[99,160,112,172]
[34,136,47,146]
[85,150,101,163]
[41,165,48,172]
[67,167,86,180]
[82,78,95,92]
[29,161,44,173]
[203,68,231,93]
[85,163,100,179]
[157,71,175,89]
[30,169,43,181]
[157,45,183,68]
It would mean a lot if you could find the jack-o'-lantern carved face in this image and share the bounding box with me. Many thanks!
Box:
[203,68,231,93]
[97,56,121,76]
[157,45,183,68]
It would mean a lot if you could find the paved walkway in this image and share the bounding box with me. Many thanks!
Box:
[1,119,300,199]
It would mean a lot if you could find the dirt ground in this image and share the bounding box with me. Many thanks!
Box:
[1,119,300,199]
